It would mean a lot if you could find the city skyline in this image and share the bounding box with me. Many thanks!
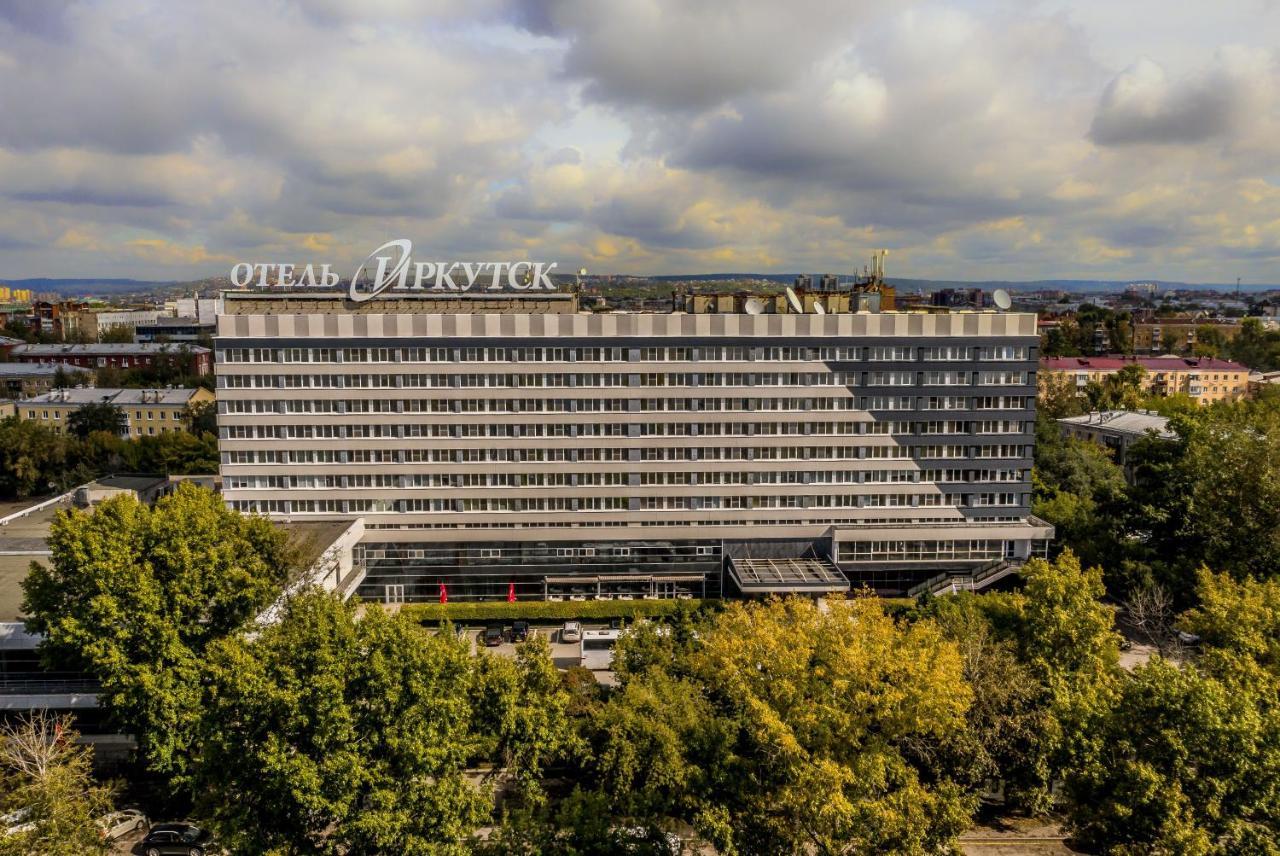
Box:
[1,1,1278,283]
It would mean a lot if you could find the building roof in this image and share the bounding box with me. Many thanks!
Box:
[0,363,64,377]
[1040,355,1248,372]
[1057,410,1176,440]
[0,336,24,347]
[19,387,206,406]
[11,343,210,356]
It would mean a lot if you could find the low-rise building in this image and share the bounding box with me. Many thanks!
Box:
[10,342,212,375]
[134,316,216,343]
[70,308,160,340]
[17,386,215,437]
[1040,355,1251,404]
[0,363,69,399]
[1057,410,1175,472]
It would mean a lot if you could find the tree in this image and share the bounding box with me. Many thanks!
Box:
[0,418,83,500]
[50,366,90,389]
[1181,570,1280,675]
[1015,551,1122,807]
[98,326,134,343]
[21,483,293,782]
[199,592,490,855]
[468,634,582,797]
[184,399,217,436]
[0,713,115,856]
[587,597,976,855]
[1169,404,1280,581]
[1032,416,1127,574]
[925,594,1055,814]
[65,402,127,439]
[1067,657,1280,854]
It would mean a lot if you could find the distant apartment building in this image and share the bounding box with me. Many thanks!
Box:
[0,301,86,339]
[1040,355,1250,404]
[216,291,1052,602]
[1131,318,1241,355]
[10,343,212,376]
[0,287,33,303]
[0,363,65,400]
[71,308,160,340]
[18,387,215,437]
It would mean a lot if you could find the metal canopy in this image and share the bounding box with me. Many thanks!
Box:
[728,556,849,594]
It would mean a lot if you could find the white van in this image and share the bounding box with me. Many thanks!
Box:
[579,628,621,670]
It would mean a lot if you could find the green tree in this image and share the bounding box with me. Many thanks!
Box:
[1015,551,1122,808]
[0,418,83,500]
[1067,657,1280,855]
[65,402,127,439]
[1172,404,1280,581]
[926,594,1055,813]
[199,591,489,855]
[1032,416,1127,573]
[0,713,115,856]
[21,483,293,782]
[184,399,217,436]
[98,326,134,343]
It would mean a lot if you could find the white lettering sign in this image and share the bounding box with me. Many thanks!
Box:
[231,239,559,302]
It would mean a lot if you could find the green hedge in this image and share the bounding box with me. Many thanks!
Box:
[400,598,709,624]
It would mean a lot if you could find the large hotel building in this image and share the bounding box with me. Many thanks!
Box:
[215,289,1052,602]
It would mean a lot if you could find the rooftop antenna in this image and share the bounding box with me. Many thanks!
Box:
[993,289,1012,311]
[744,297,765,315]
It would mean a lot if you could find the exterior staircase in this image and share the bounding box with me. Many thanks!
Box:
[906,559,1023,598]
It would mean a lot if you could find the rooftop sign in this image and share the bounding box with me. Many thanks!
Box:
[230,239,559,303]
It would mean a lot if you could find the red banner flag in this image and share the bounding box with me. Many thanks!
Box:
[507,581,516,602]
[439,583,448,603]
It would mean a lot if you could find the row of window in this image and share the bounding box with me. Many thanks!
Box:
[218,345,1032,364]
[219,420,1028,440]
[218,396,1028,417]
[838,539,1011,562]
[217,370,1029,389]
[226,468,1027,490]
[227,492,1025,515]
[222,443,1032,465]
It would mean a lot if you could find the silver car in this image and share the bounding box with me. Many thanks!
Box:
[561,621,582,643]
[96,808,148,842]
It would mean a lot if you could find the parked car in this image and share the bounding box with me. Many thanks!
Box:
[609,617,624,631]
[483,624,505,647]
[98,808,148,842]
[131,822,219,856]
[510,620,530,642]
[561,621,582,643]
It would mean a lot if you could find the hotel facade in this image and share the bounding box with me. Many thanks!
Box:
[215,292,1052,601]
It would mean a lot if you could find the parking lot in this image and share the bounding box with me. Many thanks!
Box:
[453,623,612,672]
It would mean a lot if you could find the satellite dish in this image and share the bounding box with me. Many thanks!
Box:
[744,297,766,315]
[784,286,804,314]
[813,301,827,315]
[993,289,1012,311]
[578,268,588,276]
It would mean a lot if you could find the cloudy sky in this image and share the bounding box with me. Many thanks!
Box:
[1,0,1278,282]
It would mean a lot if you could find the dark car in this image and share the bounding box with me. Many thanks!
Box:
[132,822,219,856]
[609,617,624,631]
[483,624,505,647]
[510,620,530,642]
